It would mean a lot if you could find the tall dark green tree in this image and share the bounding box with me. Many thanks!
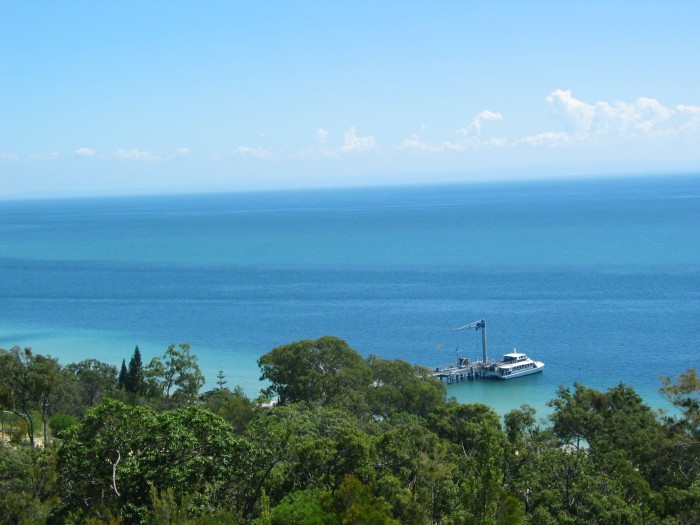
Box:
[125,345,144,395]
[117,359,128,390]
[216,369,228,392]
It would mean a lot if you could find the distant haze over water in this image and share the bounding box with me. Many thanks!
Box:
[1,174,699,415]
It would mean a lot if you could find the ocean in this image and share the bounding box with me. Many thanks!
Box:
[1,174,699,416]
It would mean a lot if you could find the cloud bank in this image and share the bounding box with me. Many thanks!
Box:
[13,90,700,168]
[519,89,700,147]
[114,149,162,161]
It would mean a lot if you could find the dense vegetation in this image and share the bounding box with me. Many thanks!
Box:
[0,337,698,524]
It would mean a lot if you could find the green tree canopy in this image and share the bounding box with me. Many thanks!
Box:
[0,347,66,446]
[57,398,249,523]
[257,336,371,406]
[548,382,662,472]
[66,358,118,409]
[145,343,205,405]
[366,356,446,419]
[661,367,700,436]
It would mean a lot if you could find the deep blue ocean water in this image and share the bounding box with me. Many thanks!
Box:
[1,175,699,416]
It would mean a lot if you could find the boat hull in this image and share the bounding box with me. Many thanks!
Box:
[485,361,545,380]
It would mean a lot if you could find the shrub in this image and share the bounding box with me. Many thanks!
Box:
[49,413,79,439]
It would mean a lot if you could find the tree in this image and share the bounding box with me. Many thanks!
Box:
[365,356,446,419]
[660,368,700,437]
[268,489,336,525]
[502,404,539,504]
[657,369,700,521]
[202,385,257,434]
[428,403,507,525]
[117,359,128,390]
[374,416,458,524]
[0,347,37,445]
[257,337,371,406]
[242,404,372,510]
[216,370,229,392]
[321,475,398,525]
[522,445,644,524]
[548,382,662,474]
[0,347,65,446]
[30,352,63,446]
[504,404,537,446]
[66,358,118,410]
[0,445,59,523]
[57,398,250,523]
[145,343,205,405]
[125,345,144,395]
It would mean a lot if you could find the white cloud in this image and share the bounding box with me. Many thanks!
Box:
[538,89,700,144]
[296,128,338,159]
[518,90,700,148]
[399,134,443,152]
[401,110,505,153]
[114,149,162,161]
[0,152,20,161]
[546,89,596,135]
[517,131,573,148]
[400,93,699,154]
[75,147,97,156]
[339,127,376,152]
[483,137,509,147]
[457,110,504,138]
[235,146,273,159]
[675,104,700,133]
[443,110,506,151]
[176,147,190,157]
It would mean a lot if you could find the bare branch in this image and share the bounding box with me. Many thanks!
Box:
[111,449,121,498]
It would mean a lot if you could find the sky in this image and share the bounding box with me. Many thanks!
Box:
[2,1,700,198]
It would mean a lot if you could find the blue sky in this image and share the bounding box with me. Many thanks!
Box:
[2,2,700,197]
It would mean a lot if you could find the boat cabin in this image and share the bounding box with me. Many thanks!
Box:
[501,352,527,363]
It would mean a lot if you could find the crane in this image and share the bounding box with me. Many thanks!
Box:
[452,318,488,363]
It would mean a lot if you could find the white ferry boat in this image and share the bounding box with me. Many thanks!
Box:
[483,351,544,380]
[431,319,545,382]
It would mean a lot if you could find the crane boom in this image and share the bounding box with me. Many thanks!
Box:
[452,318,488,363]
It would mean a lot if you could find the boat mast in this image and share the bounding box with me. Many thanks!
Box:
[452,318,488,363]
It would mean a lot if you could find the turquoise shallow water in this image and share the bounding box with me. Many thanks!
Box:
[1,175,699,415]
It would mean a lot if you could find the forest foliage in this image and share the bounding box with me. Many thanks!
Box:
[0,337,698,524]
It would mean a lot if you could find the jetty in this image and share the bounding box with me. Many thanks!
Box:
[431,357,490,383]
[431,319,489,383]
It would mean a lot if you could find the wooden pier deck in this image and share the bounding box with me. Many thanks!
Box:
[431,359,490,383]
